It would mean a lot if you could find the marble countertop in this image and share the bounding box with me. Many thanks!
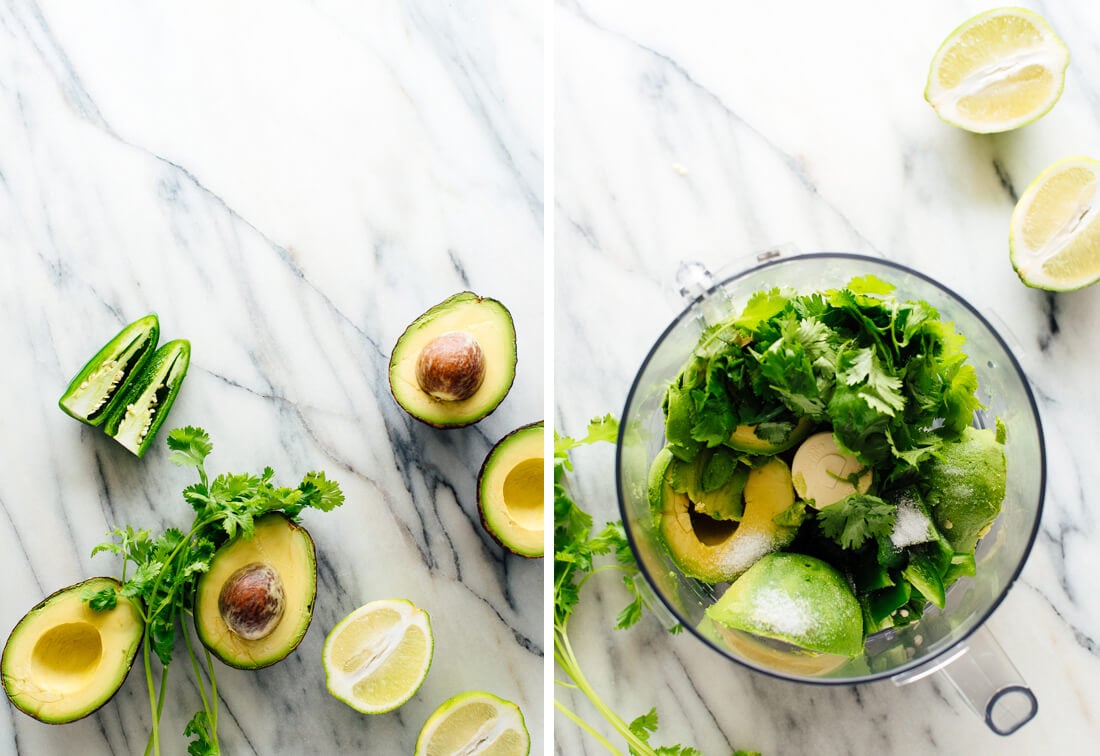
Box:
[554,2,1100,755]
[0,1,543,755]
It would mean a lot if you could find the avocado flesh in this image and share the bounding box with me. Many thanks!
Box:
[652,451,798,583]
[923,426,1007,553]
[194,513,317,669]
[727,416,813,455]
[389,292,517,428]
[478,422,544,558]
[2,577,143,724]
[707,552,864,658]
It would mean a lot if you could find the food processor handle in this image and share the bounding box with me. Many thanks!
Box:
[892,623,1037,735]
[675,247,795,324]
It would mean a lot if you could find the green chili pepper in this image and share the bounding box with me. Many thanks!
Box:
[866,579,912,624]
[103,339,190,457]
[58,314,160,427]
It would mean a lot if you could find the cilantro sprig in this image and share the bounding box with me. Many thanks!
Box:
[88,426,344,756]
[554,415,760,756]
[664,275,983,483]
[816,493,896,550]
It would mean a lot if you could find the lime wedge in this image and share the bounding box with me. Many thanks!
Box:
[415,690,530,756]
[322,599,433,715]
[925,7,1069,133]
[1010,156,1100,291]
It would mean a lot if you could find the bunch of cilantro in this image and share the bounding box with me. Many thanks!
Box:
[555,415,760,756]
[83,426,344,756]
[663,274,981,485]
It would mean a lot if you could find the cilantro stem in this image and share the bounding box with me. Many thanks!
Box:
[554,621,656,756]
[554,699,624,756]
[143,636,159,756]
[206,644,219,740]
[182,617,213,734]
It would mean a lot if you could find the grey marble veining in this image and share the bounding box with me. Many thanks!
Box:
[555,1,1100,755]
[1,1,543,754]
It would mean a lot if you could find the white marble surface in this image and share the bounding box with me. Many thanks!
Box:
[555,1,1100,755]
[0,1,543,754]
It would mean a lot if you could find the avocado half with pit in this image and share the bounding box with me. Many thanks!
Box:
[478,421,544,558]
[389,292,517,428]
[194,513,317,670]
[2,577,144,724]
[650,449,800,583]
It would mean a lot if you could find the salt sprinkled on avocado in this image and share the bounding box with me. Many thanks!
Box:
[719,531,776,578]
[748,586,815,637]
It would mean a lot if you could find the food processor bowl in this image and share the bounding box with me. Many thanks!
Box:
[616,252,1044,734]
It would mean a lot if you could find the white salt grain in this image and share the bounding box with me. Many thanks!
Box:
[890,494,934,549]
[750,587,815,637]
[720,531,775,577]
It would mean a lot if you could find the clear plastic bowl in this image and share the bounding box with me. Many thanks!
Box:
[615,252,1045,733]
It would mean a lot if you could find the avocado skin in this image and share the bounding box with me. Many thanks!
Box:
[923,426,1006,553]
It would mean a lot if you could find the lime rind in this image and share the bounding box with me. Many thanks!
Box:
[322,598,434,715]
[414,690,530,756]
[1010,155,1100,292]
[924,7,1069,134]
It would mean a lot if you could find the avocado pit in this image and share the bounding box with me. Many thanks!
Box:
[415,330,486,402]
[218,562,286,641]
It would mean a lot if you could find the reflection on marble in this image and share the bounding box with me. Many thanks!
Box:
[555,1,1100,754]
[0,1,543,754]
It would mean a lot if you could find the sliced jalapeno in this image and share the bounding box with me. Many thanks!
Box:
[58,314,160,427]
[103,339,190,457]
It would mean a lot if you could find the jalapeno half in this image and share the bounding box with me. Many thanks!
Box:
[58,314,160,427]
[103,339,191,457]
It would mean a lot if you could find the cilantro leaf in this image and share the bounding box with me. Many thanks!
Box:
[817,493,896,550]
[167,426,213,470]
[82,586,119,612]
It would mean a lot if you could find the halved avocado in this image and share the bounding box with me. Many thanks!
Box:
[389,292,517,428]
[706,552,864,658]
[478,421,543,558]
[924,426,1007,553]
[651,450,799,583]
[194,513,317,669]
[2,577,143,724]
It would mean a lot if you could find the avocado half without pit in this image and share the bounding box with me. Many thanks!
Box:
[478,422,544,558]
[194,513,318,669]
[2,577,144,724]
[389,292,517,428]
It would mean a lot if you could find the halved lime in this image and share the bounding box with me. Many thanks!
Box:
[1010,156,1100,291]
[322,599,433,715]
[925,7,1069,133]
[415,690,530,756]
